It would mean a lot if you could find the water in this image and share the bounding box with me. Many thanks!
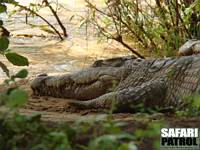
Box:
[0,0,131,81]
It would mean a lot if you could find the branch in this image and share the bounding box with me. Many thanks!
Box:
[16,4,63,40]
[114,36,145,59]
[43,0,68,37]
[85,0,145,58]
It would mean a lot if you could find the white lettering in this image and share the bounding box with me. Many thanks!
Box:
[161,128,168,137]
[194,128,199,137]
[175,128,181,137]
[161,128,199,137]
[179,128,187,137]
[169,129,176,137]
[187,128,194,137]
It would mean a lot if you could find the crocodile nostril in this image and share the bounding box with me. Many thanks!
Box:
[38,73,48,77]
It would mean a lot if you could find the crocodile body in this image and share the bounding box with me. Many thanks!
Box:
[31,55,200,112]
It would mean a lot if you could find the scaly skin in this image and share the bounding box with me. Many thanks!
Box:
[31,67,130,100]
[31,55,200,112]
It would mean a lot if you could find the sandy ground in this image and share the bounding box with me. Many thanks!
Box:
[2,78,200,150]
[15,78,138,123]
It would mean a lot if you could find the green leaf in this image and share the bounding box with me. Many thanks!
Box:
[8,89,28,108]
[0,4,7,13]
[26,114,41,122]
[0,61,9,77]
[89,134,135,149]
[40,26,55,34]
[0,37,9,51]
[0,93,9,105]
[5,52,29,66]
[13,69,28,79]
[118,143,138,150]
[0,20,3,26]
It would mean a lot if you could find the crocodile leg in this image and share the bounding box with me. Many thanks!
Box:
[67,78,167,112]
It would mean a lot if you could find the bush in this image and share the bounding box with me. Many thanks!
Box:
[84,0,200,57]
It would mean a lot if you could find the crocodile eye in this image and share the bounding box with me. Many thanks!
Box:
[91,60,103,67]
[132,58,144,65]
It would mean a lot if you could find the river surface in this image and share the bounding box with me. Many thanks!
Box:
[0,0,131,81]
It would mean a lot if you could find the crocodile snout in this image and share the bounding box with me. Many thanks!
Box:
[31,74,48,94]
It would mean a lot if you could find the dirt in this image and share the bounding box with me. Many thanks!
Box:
[2,78,200,150]
[2,78,199,127]
[0,77,200,127]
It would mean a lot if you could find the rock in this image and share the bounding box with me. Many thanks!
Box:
[178,39,200,56]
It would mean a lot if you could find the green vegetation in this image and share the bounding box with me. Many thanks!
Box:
[176,92,200,117]
[0,1,29,107]
[0,2,165,149]
[0,0,200,150]
[84,0,200,57]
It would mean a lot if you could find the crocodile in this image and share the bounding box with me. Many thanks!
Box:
[31,55,200,112]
